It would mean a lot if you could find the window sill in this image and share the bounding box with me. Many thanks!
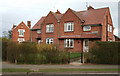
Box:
[64,47,74,49]
[64,31,74,33]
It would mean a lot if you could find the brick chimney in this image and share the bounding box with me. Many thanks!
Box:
[55,10,61,14]
[27,21,31,28]
[87,6,94,10]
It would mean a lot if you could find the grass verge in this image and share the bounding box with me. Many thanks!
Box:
[2,68,119,72]
[38,68,119,72]
[2,68,31,72]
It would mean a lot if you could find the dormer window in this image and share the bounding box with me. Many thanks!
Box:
[46,24,54,33]
[64,22,74,32]
[18,29,25,37]
[83,26,91,31]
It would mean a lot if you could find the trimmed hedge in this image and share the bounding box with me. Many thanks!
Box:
[85,41,120,64]
[2,40,69,64]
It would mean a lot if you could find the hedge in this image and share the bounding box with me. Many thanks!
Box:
[2,40,69,64]
[85,41,120,64]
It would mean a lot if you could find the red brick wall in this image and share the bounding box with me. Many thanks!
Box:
[31,30,38,43]
[12,22,30,42]
[101,8,113,41]
[41,12,58,45]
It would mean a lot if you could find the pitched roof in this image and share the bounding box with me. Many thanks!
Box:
[32,17,46,29]
[70,7,108,25]
[51,12,63,20]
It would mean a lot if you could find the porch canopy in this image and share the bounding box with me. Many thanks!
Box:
[59,33,101,39]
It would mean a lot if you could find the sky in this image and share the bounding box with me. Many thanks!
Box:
[0,0,119,37]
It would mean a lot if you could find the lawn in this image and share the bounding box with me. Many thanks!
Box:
[38,68,119,72]
[70,53,81,59]
[2,68,31,72]
[2,68,119,72]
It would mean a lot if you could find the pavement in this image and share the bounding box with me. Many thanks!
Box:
[2,61,119,75]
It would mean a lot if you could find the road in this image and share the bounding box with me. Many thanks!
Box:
[2,62,118,71]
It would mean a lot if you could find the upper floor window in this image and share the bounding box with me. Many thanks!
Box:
[46,38,53,44]
[46,24,54,33]
[18,38,25,43]
[110,26,112,32]
[64,39,74,48]
[37,29,41,34]
[83,26,91,31]
[18,29,25,37]
[64,22,74,32]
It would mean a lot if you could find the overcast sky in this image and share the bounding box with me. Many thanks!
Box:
[0,0,119,37]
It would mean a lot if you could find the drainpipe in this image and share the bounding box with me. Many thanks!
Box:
[81,20,85,64]
[106,16,108,41]
[57,20,60,48]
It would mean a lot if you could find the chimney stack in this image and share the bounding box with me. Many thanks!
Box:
[87,6,94,10]
[27,21,31,28]
[55,10,61,14]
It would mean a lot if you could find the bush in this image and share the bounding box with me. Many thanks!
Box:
[7,41,18,63]
[17,42,37,64]
[85,41,119,64]
[1,38,10,61]
[36,44,69,64]
[5,42,69,64]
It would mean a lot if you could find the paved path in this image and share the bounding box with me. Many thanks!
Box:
[2,62,118,71]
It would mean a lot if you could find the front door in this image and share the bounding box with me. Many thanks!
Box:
[83,39,89,52]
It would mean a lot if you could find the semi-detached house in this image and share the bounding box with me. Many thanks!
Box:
[32,6,114,52]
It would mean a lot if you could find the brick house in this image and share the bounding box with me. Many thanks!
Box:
[12,21,31,43]
[32,6,114,52]
[31,17,45,44]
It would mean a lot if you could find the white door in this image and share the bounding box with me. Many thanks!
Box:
[83,39,89,52]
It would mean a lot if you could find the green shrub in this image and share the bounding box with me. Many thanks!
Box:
[1,38,10,61]
[6,41,18,63]
[86,41,119,64]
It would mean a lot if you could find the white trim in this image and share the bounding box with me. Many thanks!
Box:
[83,26,91,31]
[46,24,54,33]
[64,39,74,48]
[46,38,53,44]
[64,22,74,32]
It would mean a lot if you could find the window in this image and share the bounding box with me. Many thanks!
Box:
[64,22,74,32]
[18,38,25,42]
[38,40,41,44]
[37,29,41,34]
[107,24,110,32]
[46,24,54,33]
[64,39,74,48]
[83,26,91,31]
[18,29,25,37]
[46,38,53,44]
[110,26,112,32]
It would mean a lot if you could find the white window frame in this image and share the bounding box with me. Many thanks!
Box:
[37,29,41,34]
[46,38,53,44]
[64,39,74,48]
[64,22,74,32]
[18,29,25,37]
[110,26,112,32]
[83,26,91,31]
[46,24,54,33]
[38,40,41,44]
[18,38,25,43]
